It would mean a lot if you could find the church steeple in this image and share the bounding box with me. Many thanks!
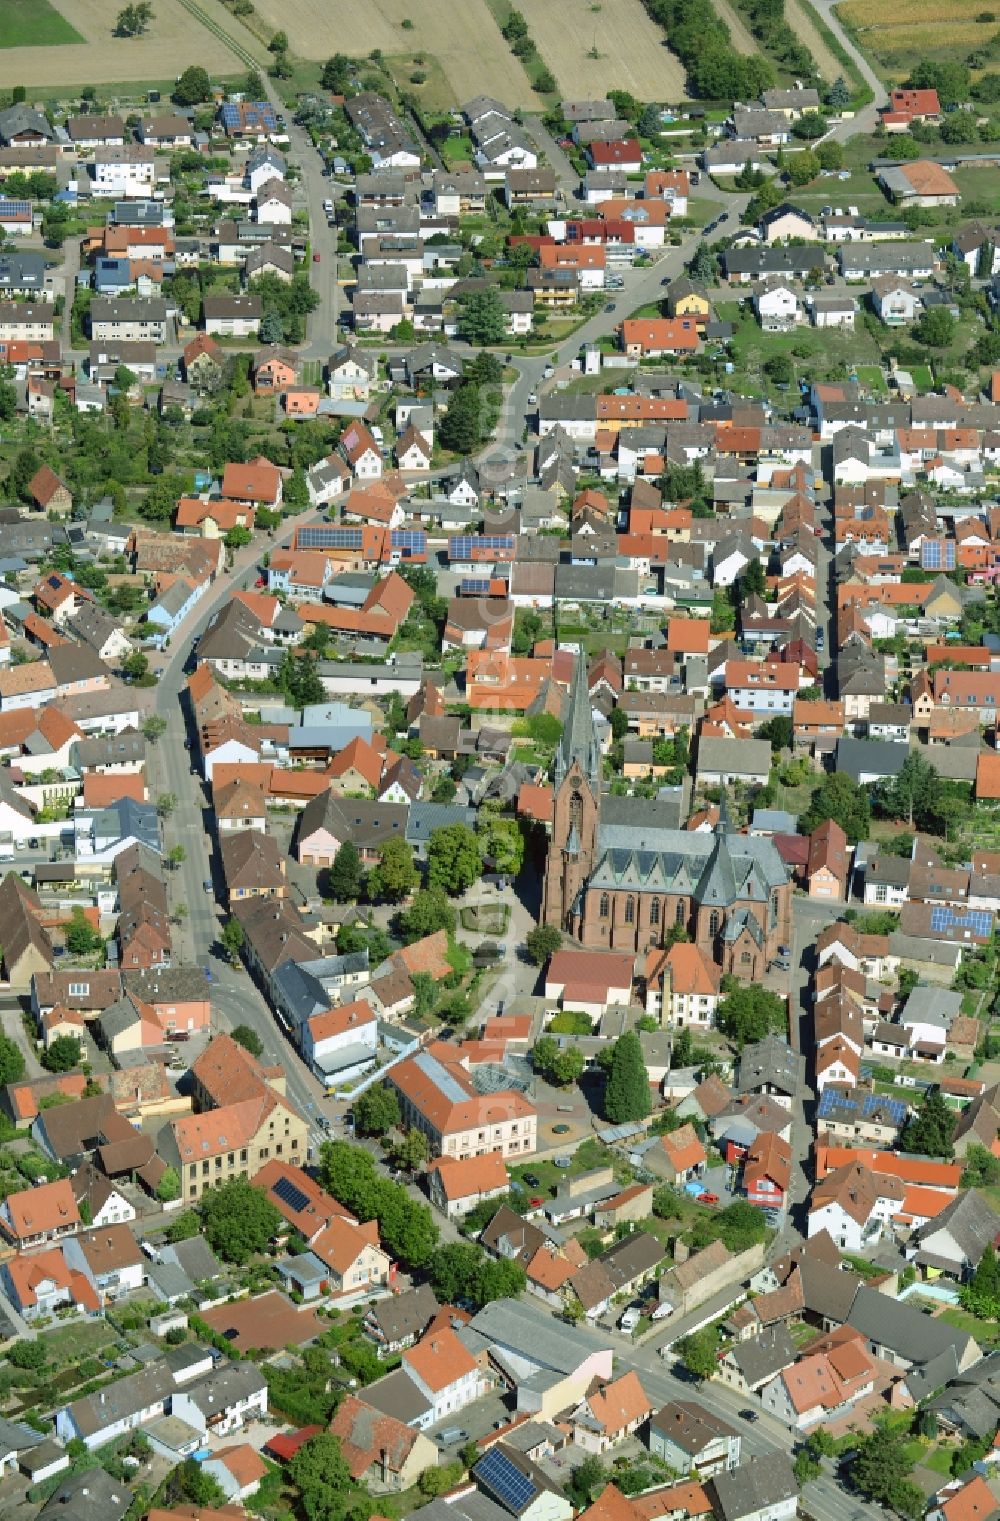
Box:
[555,651,600,789]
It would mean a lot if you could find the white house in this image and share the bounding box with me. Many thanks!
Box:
[811,295,856,329]
[91,148,156,199]
[400,1325,488,1428]
[871,278,920,327]
[300,997,378,1085]
[170,1362,269,1438]
[754,281,801,332]
[62,1223,144,1304]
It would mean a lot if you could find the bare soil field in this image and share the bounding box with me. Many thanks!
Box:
[783,0,840,79]
[518,0,686,96]
[251,0,538,108]
[0,0,243,88]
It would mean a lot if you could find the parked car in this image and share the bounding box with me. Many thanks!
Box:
[529,1196,545,1208]
[698,1191,720,1205]
[522,1172,541,1186]
[740,1409,759,1423]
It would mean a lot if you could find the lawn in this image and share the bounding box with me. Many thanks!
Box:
[0,0,84,45]
[940,1305,1000,1346]
[39,1321,118,1362]
[923,1447,957,1477]
[854,364,888,397]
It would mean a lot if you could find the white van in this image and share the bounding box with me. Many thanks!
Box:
[619,1307,641,1334]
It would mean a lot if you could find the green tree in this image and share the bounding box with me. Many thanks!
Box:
[230,1024,264,1058]
[142,715,167,744]
[477,807,524,878]
[200,1177,282,1264]
[368,837,418,904]
[8,1340,46,1370]
[173,65,212,104]
[961,1240,1000,1317]
[166,1209,200,1242]
[399,885,456,941]
[321,53,353,91]
[457,288,508,346]
[873,750,941,830]
[157,1166,181,1202]
[526,924,562,965]
[758,715,793,753]
[225,525,252,550]
[717,986,786,1045]
[902,1090,956,1158]
[288,1432,353,1521]
[259,309,284,344]
[677,1327,719,1383]
[801,771,871,844]
[327,841,362,903]
[763,353,794,386]
[221,918,245,965]
[115,1,153,35]
[440,384,484,455]
[64,907,102,955]
[41,1035,82,1073]
[913,307,957,348]
[427,822,482,895]
[817,139,843,171]
[122,649,149,681]
[167,845,186,871]
[962,1143,1000,1188]
[827,75,851,108]
[353,1084,401,1137]
[566,1456,607,1509]
[155,792,176,818]
[177,1459,227,1508]
[531,1034,585,1086]
[432,775,457,803]
[852,1424,924,1517]
[394,1127,430,1172]
[786,148,820,185]
[603,1031,651,1123]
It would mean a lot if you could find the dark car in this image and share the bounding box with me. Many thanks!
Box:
[739,1409,759,1423]
[522,1172,541,1187]
[604,302,616,312]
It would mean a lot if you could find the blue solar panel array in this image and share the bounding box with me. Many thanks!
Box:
[273,1174,310,1214]
[475,1449,538,1513]
[929,905,993,938]
[818,1088,908,1125]
[461,578,492,595]
[221,101,277,132]
[449,535,515,558]
[391,530,426,553]
[921,540,956,571]
[297,526,364,550]
[0,201,31,219]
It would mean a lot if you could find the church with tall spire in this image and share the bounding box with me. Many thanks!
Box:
[542,654,792,979]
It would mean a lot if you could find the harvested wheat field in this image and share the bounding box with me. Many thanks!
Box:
[708,0,757,55]
[783,0,839,78]
[518,0,686,97]
[837,0,996,75]
[251,0,538,107]
[0,0,244,89]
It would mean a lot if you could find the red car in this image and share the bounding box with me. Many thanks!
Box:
[698,1192,719,1205]
[313,251,321,262]
[529,1196,545,1208]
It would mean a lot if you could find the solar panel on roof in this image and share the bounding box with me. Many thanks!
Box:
[929,905,992,938]
[475,1448,538,1512]
[461,578,491,595]
[272,1174,311,1214]
[449,535,515,557]
[0,202,31,217]
[297,526,364,550]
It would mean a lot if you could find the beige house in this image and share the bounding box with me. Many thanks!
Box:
[388,1047,537,1160]
[330,1394,437,1491]
[166,1033,308,1201]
